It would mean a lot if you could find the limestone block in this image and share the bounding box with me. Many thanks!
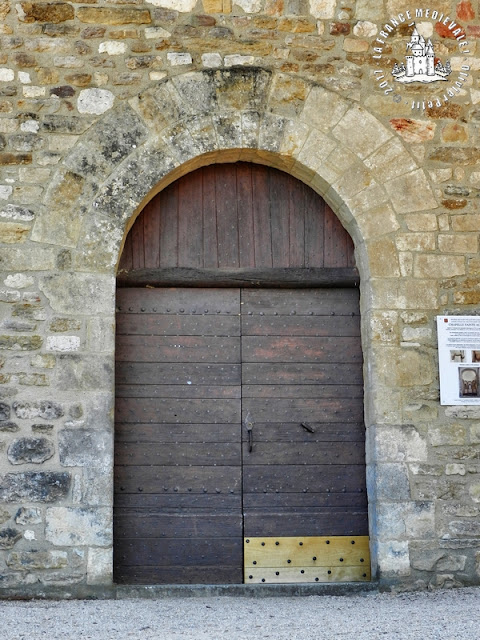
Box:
[213,113,243,150]
[357,204,400,240]
[367,238,401,277]
[146,0,196,9]
[297,129,337,173]
[215,68,271,112]
[0,68,15,82]
[202,53,222,68]
[13,400,63,420]
[376,502,406,538]
[279,119,310,159]
[0,528,22,549]
[371,279,438,310]
[369,310,399,344]
[46,336,80,352]
[402,327,431,342]
[343,38,369,52]
[15,507,41,525]
[0,472,71,503]
[299,85,349,133]
[395,233,436,252]
[55,355,113,391]
[0,508,11,524]
[332,106,392,160]
[308,0,335,19]
[172,72,217,119]
[77,8,151,25]
[77,89,115,115]
[87,547,112,584]
[234,0,262,12]
[58,429,112,467]
[377,540,411,577]
[373,463,411,501]
[375,425,427,463]
[46,507,112,546]
[7,437,54,465]
[429,424,466,447]
[99,41,127,56]
[404,214,438,232]
[470,484,480,503]
[39,273,115,315]
[167,52,193,66]
[0,335,43,350]
[385,170,438,214]
[390,118,436,144]
[353,21,377,37]
[224,54,255,67]
[7,550,68,570]
[438,234,478,254]
[414,254,465,279]
[449,520,480,537]
[436,555,467,572]
[240,111,260,149]
[404,502,435,538]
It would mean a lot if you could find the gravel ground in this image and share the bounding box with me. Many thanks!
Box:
[1,588,479,640]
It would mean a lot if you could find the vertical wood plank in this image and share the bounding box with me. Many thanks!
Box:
[324,204,348,268]
[131,210,145,269]
[202,164,219,268]
[118,228,133,272]
[178,166,203,268]
[236,163,255,268]
[252,165,272,267]
[304,183,324,268]
[142,198,161,269]
[270,168,290,268]
[159,181,178,267]
[288,174,305,268]
[216,166,239,268]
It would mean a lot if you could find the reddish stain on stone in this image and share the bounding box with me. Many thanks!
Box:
[435,22,462,39]
[442,199,468,210]
[456,0,475,21]
[330,22,351,35]
[467,25,480,37]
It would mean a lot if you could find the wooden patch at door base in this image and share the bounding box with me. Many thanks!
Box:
[244,536,370,584]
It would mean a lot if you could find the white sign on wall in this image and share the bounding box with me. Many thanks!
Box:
[437,316,480,405]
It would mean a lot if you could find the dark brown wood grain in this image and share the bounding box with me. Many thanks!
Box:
[117,163,355,275]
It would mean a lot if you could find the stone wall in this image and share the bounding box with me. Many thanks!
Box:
[0,0,480,594]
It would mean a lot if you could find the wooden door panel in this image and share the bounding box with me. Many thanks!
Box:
[114,288,242,585]
[242,363,364,385]
[116,362,241,386]
[241,288,367,548]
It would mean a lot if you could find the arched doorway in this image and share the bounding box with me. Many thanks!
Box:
[114,163,369,585]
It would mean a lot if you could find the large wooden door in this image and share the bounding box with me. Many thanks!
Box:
[114,162,368,585]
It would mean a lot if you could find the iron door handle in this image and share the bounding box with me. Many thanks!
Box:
[244,412,254,453]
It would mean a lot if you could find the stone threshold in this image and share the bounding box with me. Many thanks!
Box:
[0,582,378,600]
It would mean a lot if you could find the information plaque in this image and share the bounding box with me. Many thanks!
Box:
[437,316,480,406]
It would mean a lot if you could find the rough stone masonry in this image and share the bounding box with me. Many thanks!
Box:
[0,0,480,596]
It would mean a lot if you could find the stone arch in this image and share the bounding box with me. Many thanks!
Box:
[31,68,440,584]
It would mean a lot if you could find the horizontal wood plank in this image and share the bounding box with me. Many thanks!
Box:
[115,397,241,424]
[115,423,240,444]
[117,267,359,288]
[116,384,241,399]
[116,287,240,314]
[116,335,241,363]
[243,510,369,537]
[114,566,243,584]
[243,465,366,493]
[241,441,365,465]
[242,336,362,363]
[116,313,240,337]
[242,314,360,337]
[116,363,241,386]
[114,511,242,538]
[241,288,359,315]
[243,492,367,509]
[242,384,363,399]
[245,566,370,583]
[242,363,363,385]
[239,422,365,443]
[241,398,364,423]
[115,442,241,466]
[114,465,241,494]
[114,537,243,567]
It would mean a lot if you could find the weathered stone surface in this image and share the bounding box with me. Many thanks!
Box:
[87,547,112,584]
[77,8,151,25]
[19,2,74,23]
[15,507,41,525]
[0,471,70,503]
[6,550,68,570]
[0,528,22,549]
[0,335,42,350]
[13,400,63,420]
[55,355,112,391]
[0,508,10,524]
[7,437,55,465]
[39,273,115,315]
[0,422,19,433]
[45,507,112,546]
[59,429,111,467]
[77,88,115,115]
